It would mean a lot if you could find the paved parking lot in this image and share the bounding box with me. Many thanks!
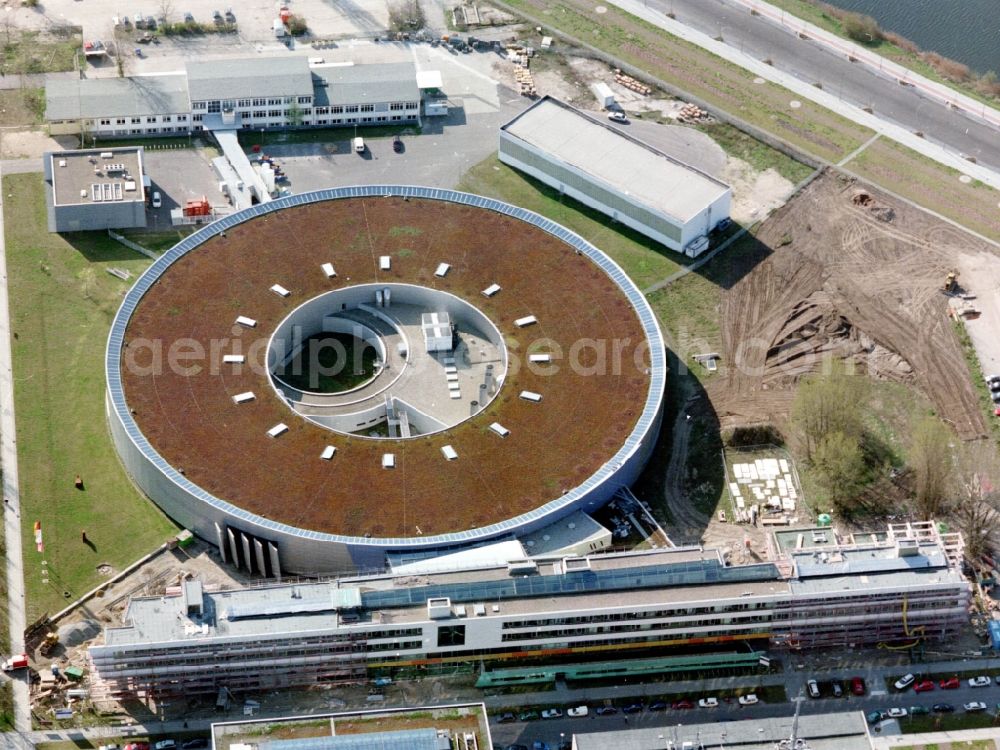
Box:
[22,0,401,45]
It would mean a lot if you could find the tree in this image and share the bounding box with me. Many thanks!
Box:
[791,365,867,460]
[158,0,174,26]
[953,441,1000,562]
[812,431,866,511]
[908,415,953,520]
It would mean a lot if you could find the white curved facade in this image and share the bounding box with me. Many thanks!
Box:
[106,186,666,574]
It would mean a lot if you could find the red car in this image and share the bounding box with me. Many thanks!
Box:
[124,744,150,750]
[671,700,694,710]
[939,677,960,690]
[850,677,865,696]
[914,680,935,693]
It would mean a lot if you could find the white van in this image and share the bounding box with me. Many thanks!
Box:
[353,136,365,153]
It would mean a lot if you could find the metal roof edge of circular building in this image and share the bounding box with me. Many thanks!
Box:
[105,185,667,548]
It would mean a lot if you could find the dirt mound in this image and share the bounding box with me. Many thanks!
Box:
[710,170,986,440]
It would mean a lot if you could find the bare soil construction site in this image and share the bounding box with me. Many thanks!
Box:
[709,170,990,441]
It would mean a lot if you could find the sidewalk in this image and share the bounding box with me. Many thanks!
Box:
[607,0,1000,191]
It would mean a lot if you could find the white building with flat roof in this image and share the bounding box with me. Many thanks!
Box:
[499,96,732,254]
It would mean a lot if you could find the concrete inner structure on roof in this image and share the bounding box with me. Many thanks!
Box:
[499,96,732,255]
[267,283,507,438]
[43,147,148,232]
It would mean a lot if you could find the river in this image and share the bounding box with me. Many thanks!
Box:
[820,0,1000,76]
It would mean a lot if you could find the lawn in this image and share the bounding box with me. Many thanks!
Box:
[457,157,687,289]
[501,0,874,163]
[119,229,195,254]
[1,29,81,75]
[3,174,177,621]
[845,138,1000,243]
[697,122,815,184]
[0,88,45,128]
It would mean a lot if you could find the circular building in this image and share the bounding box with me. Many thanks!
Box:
[106,187,665,575]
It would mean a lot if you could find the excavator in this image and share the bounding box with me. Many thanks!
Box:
[944,271,959,294]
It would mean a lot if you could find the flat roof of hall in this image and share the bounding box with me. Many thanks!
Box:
[186,57,313,102]
[48,148,146,206]
[501,96,731,224]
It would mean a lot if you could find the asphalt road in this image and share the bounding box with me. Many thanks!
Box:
[488,665,1000,747]
[657,0,1000,171]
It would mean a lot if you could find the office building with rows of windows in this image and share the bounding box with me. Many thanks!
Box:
[88,522,969,700]
[45,58,420,139]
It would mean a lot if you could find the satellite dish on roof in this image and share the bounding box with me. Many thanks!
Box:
[542,534,550,541]
[525,540,535,547]
[567,522,576,529]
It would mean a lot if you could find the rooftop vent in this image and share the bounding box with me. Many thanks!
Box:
[321,262,336,278]
[482,283,501,297]
[232,391,255,404]
[321,445,337,460]
[267,423,289,438]
[427,597,452,619]
[379,255,391,271]
[235,316,257,328]
[514,315,537,327]
[270,284,290,297]
[441,445,458,461]
[435,263,451,277]
[896,538,920,557]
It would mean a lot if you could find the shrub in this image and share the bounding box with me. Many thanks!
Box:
[841,12,881,44]
[287,14,307,35]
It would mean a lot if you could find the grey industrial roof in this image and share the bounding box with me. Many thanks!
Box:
[501,96,731,224]
[311,62,418,107]
[572,711,872,750]
[48,148,146,206]
[266,730,450,750]
[186,57,313,102]
[45,75,190,120]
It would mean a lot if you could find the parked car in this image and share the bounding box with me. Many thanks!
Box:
[224,8,235,21]
[181,740,208,750]
[969,676,991,688]
[965,702,988,712]
[622,703,643,714]
[990,380,1000,392]
[540,708,562,719]
[914,680,935,693]
[183,11,194,21]
[909,705,930,715]
[866,710,884,724]
[807,679,820,698]
[124,744,149,750]
[497,712,516,724]
[531,742,549,750]
[607,111,629,123]
[153,742,176,750]
[151,191,162,208]
[517,710,539,722]
[886,708,907,718]
[894,674,915,691]
[648,701,667,712]
[566,706,588,717]
[738,694,759,706]
[939,677,960,690]
[671,700,693,710]
[851,677,866,696]
[991,391,1000,404]
[832,682,843,698]
[505,745,528,750]
[392,135,403,153]
[698,697,719,708]
[932,703,955,713]
[595,706,618,716]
